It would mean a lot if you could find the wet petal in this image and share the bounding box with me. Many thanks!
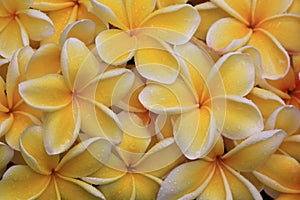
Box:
[56,137,111,178]
[20,126,60,175]
[26,43,61,79]
[43,102,80,155]
[157,0,187,8]
[248,29,290,80]
[174,107,219,159]
[32,1,74,11]
[259,14,300,53]
[246,87,285,119]
[207,17,252,53]
[212,96,264,139]
[222,130,286,172]
[141,4,200,45]
[0,165,50,199]
[254,154,300,193]
[19,74,72,112]
[126,0,155,28]
[18,9,54,41]
[134,173,161,200]
[56,175,105,200]
[266,105,300,135]
[139,79,197,115]
[157,160,215,200]
[0,142,13,170]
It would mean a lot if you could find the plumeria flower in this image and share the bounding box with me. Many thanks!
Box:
[83,111,184,200]
[0,142,13,176]
[157,130,286,200]
[0,0,54,58]
[32,0,107,44]
[196,0,300,80]
[0,46,42,150]
[0,126,111,199]
[19,38,135,154]
[139,41,263,159]
[91,0,200,84]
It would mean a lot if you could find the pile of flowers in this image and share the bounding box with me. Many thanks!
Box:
[0,0,299,199]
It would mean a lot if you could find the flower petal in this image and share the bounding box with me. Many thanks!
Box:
[157,0,187,8]
[246,87,285,119]
[0,113,13,137]
[2,0,32,12]
[20,126,60,175]
[266,105,300,135]
[56,174,105,200]
[0,165,50,199]
[0,142,13,171]
[222,130,286,172]
[174,107,219,159]
[157,160,215,200]
[43,101,80,155]
[56,137,111,178]
[126,0,155,28]
[19,74,72,112]
[259,14,300,53]
[212,96,264,139]
[17,9,54,41]
[254,154,300,193]
[248,29,290,80]
[37,176,60,200]
[141,4,200,45]
[280,135,300,162]
[134,173,161,200]
[26,43,61,79]
[207,17,252,53]
[139,79,197,115]
[277,193,300,200]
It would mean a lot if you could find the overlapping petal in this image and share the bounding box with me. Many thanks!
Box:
[2,0,33,13]
[0,142,13,171]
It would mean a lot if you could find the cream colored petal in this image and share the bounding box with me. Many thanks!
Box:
[2,0,32,13]
[221,164,263,200]
[95,29,137,65]
[157,160,215,200]
[139,79,197,115]
[209,52,255,96]
[60,19,96,45]
[26,43,61,79]
[266,105,300,135]
[5,112,40,150]
[0,142,13,171]
[56,175,105,200]
[206,17,252,53]
[157,0,187,8]
[0,113,13,137]
[258,14,300,53]
[253,0,293,25]
[91,0,128,29]
[174,107,219,159]
[222,130,286,172]
[56,137,111,178]
[17,9,54,41]
[0,19,27,59]
[126,0,155,28]
[141,4,200,45]
[211,0,251,24]
[20,126,60,175]
[43,101,80,155]
[212,96,264,139]
[0,165,50,199]
[194,2,230,40]
[254,154,300,193]
[61,37,101,91]
[135,36,179,84]
[280,135,300,162]
[246,87,285,119]
[248,29,290,80]
[18,74,72,112]
[79,99,123,144]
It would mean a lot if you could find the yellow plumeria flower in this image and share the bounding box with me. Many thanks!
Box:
[91,0,200,84]
[0,0,54,58]
[0,126,111,199]
[158,130,286,200]
[32,0,107,44]
[139,41,263,159]
[196,0,300,80]
[19,38,135,154]
[0,142,13,176]
[0,46,42,150]
[83,111,184,200]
